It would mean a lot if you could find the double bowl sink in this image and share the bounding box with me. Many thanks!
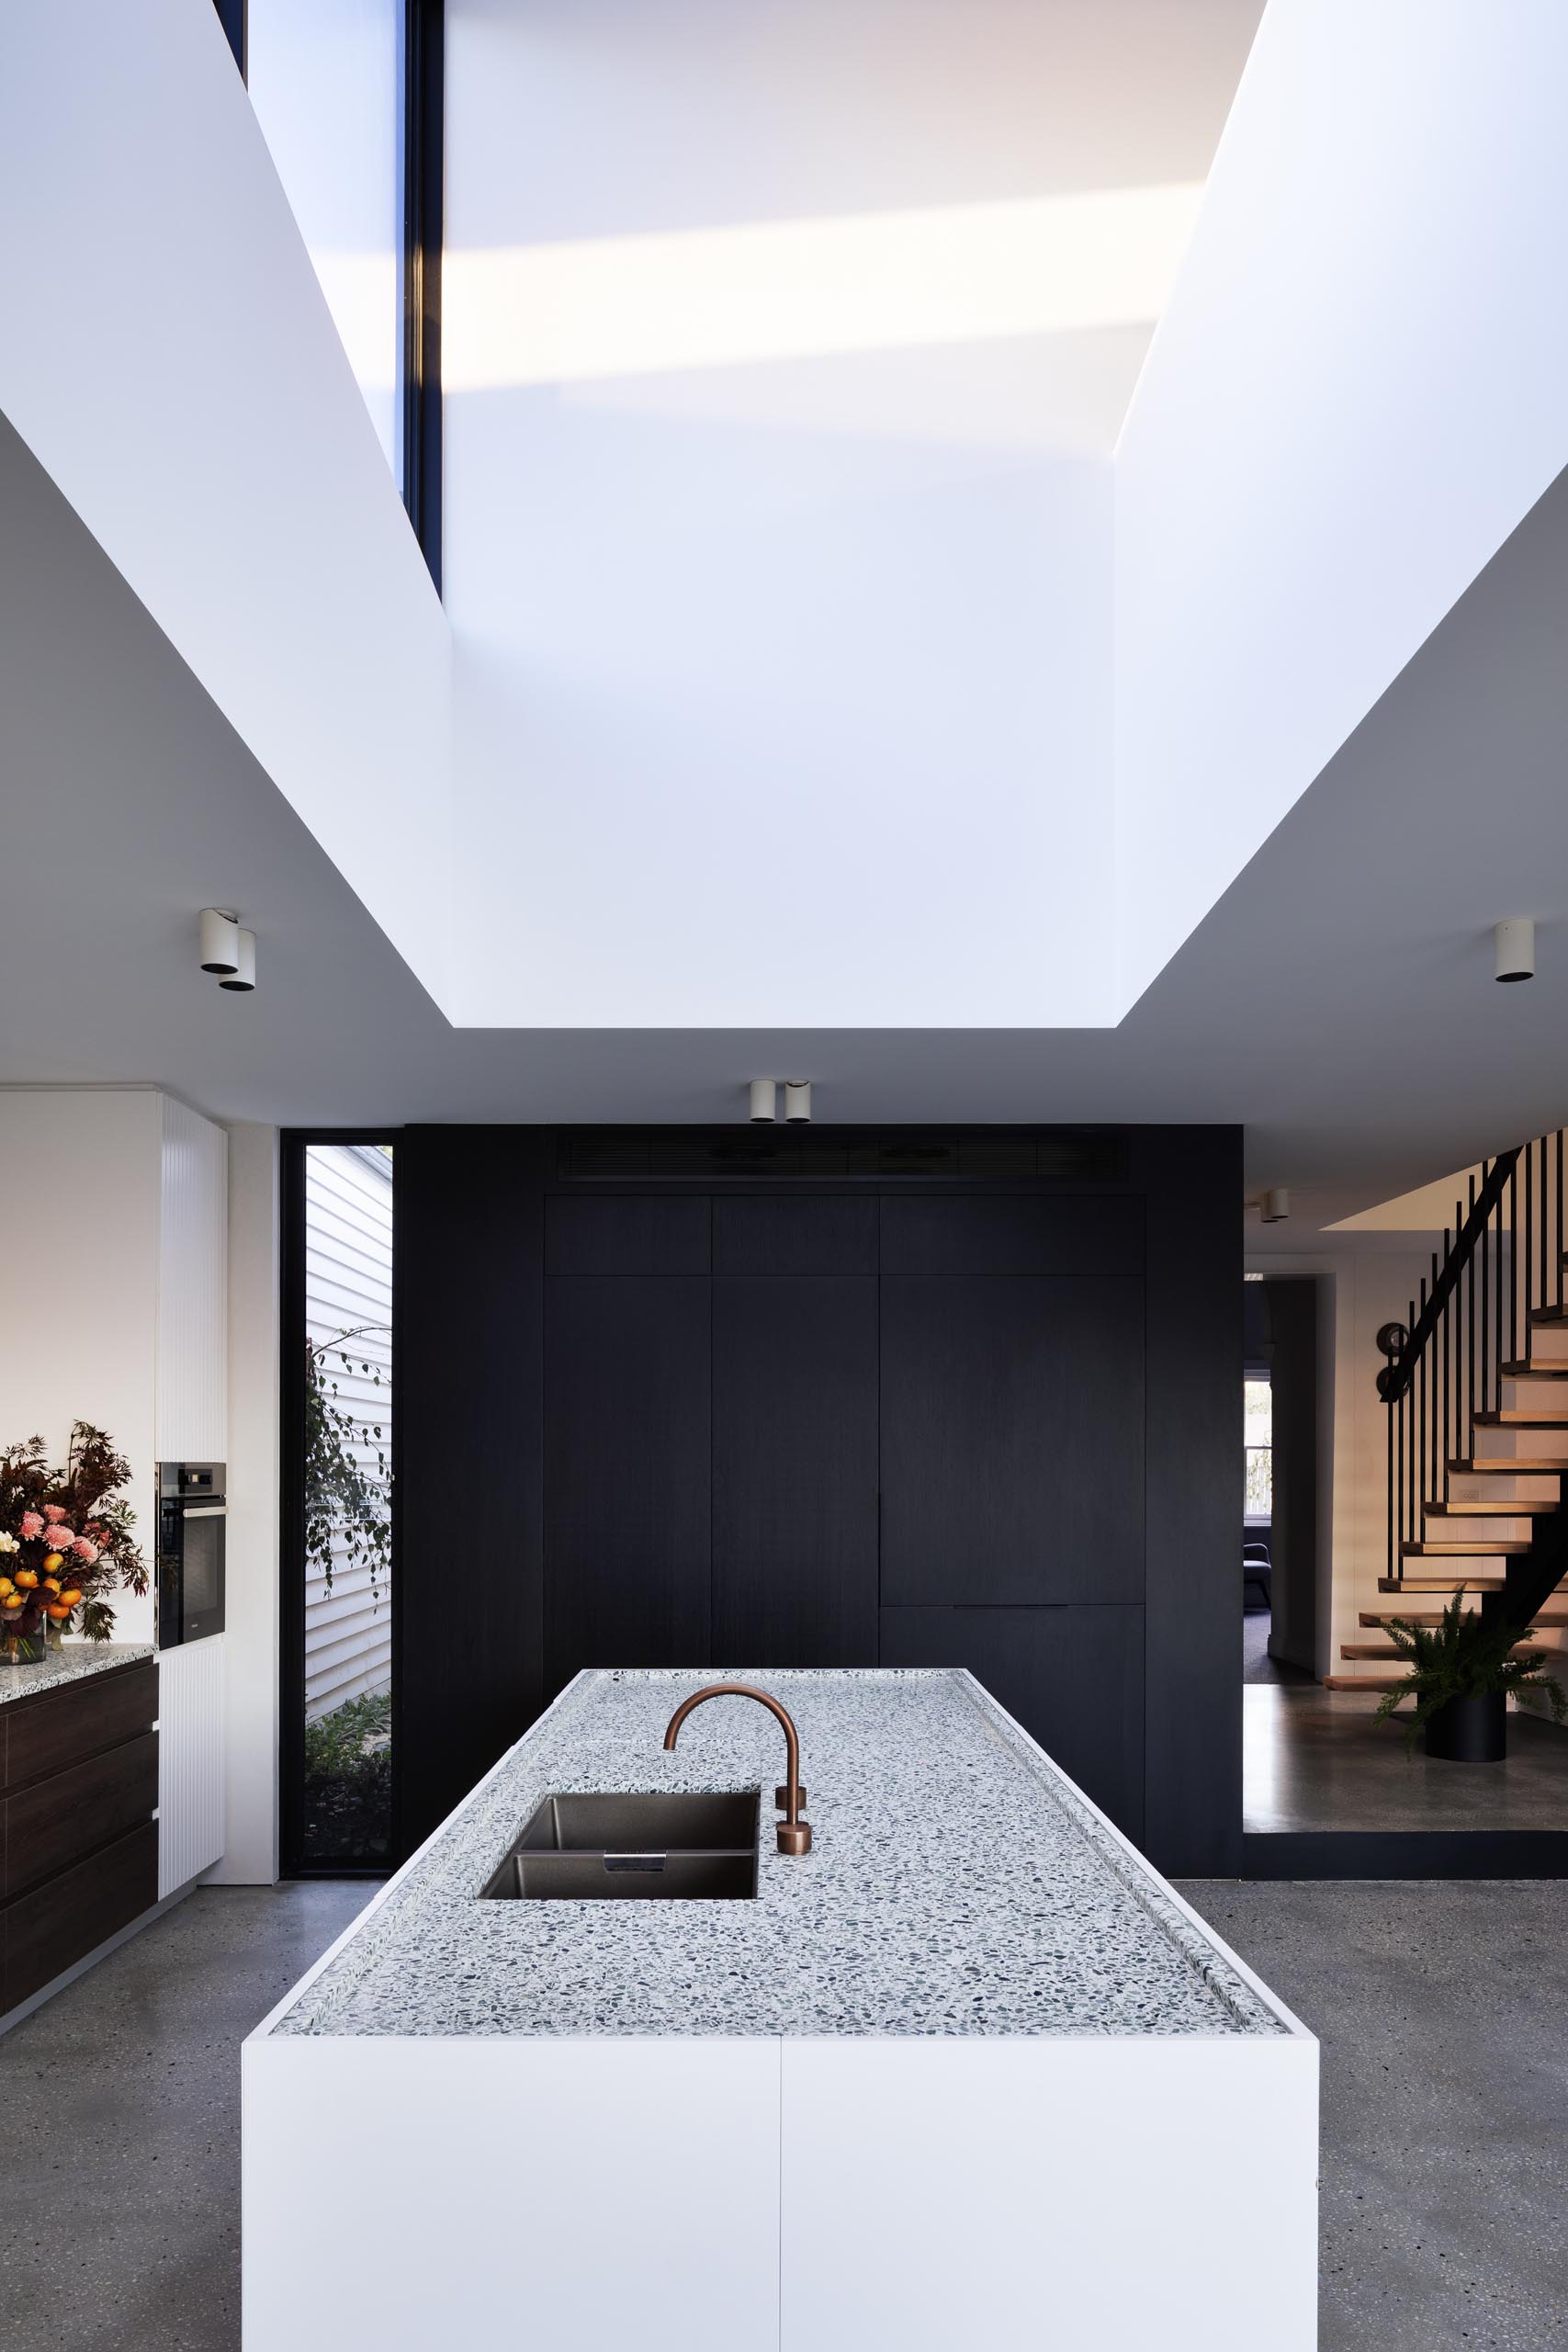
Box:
[480,1791,760,1902]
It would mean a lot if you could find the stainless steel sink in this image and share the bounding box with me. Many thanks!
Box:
[480,1790,759,1901]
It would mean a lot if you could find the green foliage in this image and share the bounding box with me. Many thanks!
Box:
[302,1689,391,1862]
[1374,1587,1568,1751]
[304,1326,390,1605]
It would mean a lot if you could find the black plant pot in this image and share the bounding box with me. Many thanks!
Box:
[1423,1692,1507,1762]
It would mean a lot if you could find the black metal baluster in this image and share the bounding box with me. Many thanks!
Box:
[1466,1171,1477,1457]
[1558,1129,1563,1313]
[1407,1292,1417,1575]
[1387,1382,1396,1589]
[1442,1225,1451,1499]
[1481,1168,1491,1418]
[1510,1159,1518,1370]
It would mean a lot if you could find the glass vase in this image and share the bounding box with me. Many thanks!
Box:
[1,1620,48,1667]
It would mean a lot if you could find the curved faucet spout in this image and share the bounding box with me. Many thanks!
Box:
[662,1682,813,1856]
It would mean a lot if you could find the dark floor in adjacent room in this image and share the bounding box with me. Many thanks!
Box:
[1244,1684,1568,1832]
[2,1878,1566,2350]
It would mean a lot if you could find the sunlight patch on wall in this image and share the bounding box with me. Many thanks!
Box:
[440,181,1204,390]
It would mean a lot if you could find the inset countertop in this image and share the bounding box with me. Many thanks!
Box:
[272,1669,1288,2042]
[0,1641,152,1708]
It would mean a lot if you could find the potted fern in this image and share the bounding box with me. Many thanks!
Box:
[1374,1588,1566,1759]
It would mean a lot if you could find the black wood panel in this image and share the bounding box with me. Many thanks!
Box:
[3,1661,156,1791]
[1139,1126,1243,1876]
[880,1606,1145,1842]
[544,1276,711,1693]
[880,1275,1144,1606]
[712,1275,879,1664]
[3,1820,158,2012]
[3,1732,159,1899]
[398,1127,550,1854]
[880,1195,1143,1277]
[547,1195,710,1275]
[712,1196,877,1277]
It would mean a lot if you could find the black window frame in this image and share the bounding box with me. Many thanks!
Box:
[213,0,444,594]
[280,1128,404,1880]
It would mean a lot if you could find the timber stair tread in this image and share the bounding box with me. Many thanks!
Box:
[1401,1540,1532,1555]
[1360,1609,1568,1627]
[1450,1456,1568,1473]
[1323,1675,1406,1692]
[1425,1498,1560,1516]
[1380,1575,1506,1592]
[1340,1641,1550,1661]
[1472,1410,1568,1428]
[1532,1305,1568,1322]
[1500,1361,1568,1377]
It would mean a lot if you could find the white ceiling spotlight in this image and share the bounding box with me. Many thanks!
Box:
[198,908,256,992]
[198,908,240,975]
[1494,917,1535,983]
[220,929,257,993]
[783,1080,813,1125]
[749,1079,777,1124]
[1260,1188,1290,1224]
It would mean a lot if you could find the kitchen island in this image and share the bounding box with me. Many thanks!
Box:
[245,1668,1315,2349]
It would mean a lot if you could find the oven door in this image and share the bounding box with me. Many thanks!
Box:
[179,1504,227,1643]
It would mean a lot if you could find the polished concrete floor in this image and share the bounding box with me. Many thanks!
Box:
[1183,1879,1568,2352]
[2,1878,1567,2349]
[1244,1683,1568,1832]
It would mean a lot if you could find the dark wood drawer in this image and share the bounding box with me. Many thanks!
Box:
[3,1820,157,2012]
[3,1730,159,1900]
[2,1661,157,1790]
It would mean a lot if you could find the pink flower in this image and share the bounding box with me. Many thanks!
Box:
[43,1505,67,1524]
[73,1536,99,1564]
[46,1523,74,1546]
[19,1510,44,1539]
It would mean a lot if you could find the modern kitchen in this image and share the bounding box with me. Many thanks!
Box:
[6,4,1568,2348]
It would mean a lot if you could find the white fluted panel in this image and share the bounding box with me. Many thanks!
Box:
[157,1097,228,1461]
[158,1635,227,1897]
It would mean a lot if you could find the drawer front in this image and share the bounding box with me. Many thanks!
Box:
[3,1662,157,1790]
[3,1732,159,1899]
[3,1820,157,2014]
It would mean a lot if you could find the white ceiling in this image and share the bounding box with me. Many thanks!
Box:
[5,407,1567,1237]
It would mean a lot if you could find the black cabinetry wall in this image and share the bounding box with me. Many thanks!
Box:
[397,1127,1240,1870]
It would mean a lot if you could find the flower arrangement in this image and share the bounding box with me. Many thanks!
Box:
[0,1424,148,1655]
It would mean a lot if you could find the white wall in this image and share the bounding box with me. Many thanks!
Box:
[0,1090,163,1646]
[212,1124,282,1884]
[157,1095,228,1461]
[1115,0,1568,1015]
[0,0,452,1017]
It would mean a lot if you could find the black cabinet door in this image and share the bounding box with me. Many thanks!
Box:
[880,1273,1144,1606]
[544,1276,711,1695]
[712,1274,879,1666]
[880,1604,1145,1842]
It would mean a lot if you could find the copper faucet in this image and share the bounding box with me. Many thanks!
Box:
[662,1682,812,1855]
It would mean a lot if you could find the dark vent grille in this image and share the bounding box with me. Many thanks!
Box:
[556,1130,1126,1184]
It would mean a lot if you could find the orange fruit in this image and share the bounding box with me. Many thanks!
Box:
[46,1604,71,1622]
[42,1576,62,1595]
[1,1595,21,1613]
[15,1568,39,1589]
[61,1588,82,1606]
[43,1552,64,1573]
[0,1576,12,1598]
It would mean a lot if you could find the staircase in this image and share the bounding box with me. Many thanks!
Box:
[1337,1135,1568,1688]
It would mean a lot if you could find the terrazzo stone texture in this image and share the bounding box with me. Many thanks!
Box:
[1180,1879,1568,2352]
[270,1668,1287,2041]
[0,1638,152,1706]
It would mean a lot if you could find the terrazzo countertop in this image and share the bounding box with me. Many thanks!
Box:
[0,1640,153,1706]
[274,1669,1286,2042]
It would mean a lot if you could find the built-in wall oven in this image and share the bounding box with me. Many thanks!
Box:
[157,1462,227,1646]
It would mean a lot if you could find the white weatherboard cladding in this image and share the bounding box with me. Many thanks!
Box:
[303,1146,392,1719]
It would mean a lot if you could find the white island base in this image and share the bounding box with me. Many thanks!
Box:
[245,1672,1315,2351]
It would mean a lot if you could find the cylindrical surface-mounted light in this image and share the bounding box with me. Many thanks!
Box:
[199,908,240,975]
[783,1080,812,1124]
[749,1079,777,1124]
[1495,917,1535,982]
[1261,1187,1290,1223]
[219,928,256,992]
